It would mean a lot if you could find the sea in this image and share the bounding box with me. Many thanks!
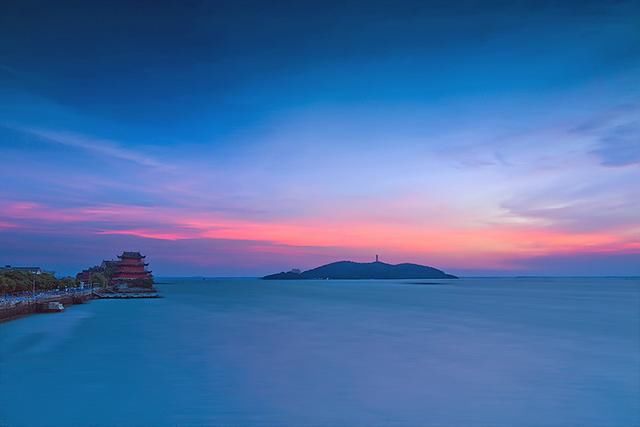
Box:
[1,277,639,426]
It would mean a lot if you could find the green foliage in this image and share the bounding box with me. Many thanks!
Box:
[0,271,80,295]
[0,275,18,293]
[59,277,76,289]
[102,264,116,279]
[91,272,108,287]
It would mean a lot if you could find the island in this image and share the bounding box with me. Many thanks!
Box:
[263,258,458,280]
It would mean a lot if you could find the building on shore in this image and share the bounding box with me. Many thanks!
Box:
[1,265,43,275]
[76,270,91,284]
[76,262,113,285]
[111,252,154,290]
[76,251,154,291]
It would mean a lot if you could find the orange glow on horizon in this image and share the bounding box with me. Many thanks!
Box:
[3,201,639,270]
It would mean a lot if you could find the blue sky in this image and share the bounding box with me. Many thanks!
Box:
[1,0,639,276]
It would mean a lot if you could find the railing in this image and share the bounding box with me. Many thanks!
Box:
[0,287,94,308]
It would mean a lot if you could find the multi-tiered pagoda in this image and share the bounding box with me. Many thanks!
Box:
[111,251,154,289]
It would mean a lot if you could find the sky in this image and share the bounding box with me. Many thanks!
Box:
[1,0,639,276]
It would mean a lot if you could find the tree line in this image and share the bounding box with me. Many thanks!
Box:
[0,270,79,295]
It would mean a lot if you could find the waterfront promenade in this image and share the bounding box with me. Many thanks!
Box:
[1,287,93,307]
[0,287,94,321]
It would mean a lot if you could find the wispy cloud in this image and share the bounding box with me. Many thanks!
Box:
[20,128,169,169]
[570,103,640,167]
[0,220,18,230]
[590,122,640,167]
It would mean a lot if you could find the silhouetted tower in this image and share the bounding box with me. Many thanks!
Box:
[375,254,379,262]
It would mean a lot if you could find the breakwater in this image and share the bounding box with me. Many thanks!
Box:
[1,288,160,322]
[0,290,93,322]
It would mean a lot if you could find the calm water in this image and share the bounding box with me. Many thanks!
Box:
[1,277,639,426]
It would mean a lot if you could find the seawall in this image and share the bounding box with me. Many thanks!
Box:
[0,293,92,323]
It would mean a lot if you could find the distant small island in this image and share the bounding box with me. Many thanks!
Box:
[263,258,458,280]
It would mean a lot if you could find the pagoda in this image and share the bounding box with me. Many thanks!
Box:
[111,251,154,289]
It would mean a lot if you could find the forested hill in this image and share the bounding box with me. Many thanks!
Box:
[263,261,458,280]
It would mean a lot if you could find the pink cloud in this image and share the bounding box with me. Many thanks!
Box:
[0,220,18,230]
[96,229,194,241]
[1,199,638,272]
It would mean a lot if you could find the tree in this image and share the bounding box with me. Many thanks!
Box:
[0,275,17,295]
[0,271,81,295]
[91,272,108,288]
[59,277,76,289]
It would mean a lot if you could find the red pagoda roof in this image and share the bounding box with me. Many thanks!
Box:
[118,251,146,259]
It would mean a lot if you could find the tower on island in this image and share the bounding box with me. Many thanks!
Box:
[111,251,153,289]
[375,254,379,262]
